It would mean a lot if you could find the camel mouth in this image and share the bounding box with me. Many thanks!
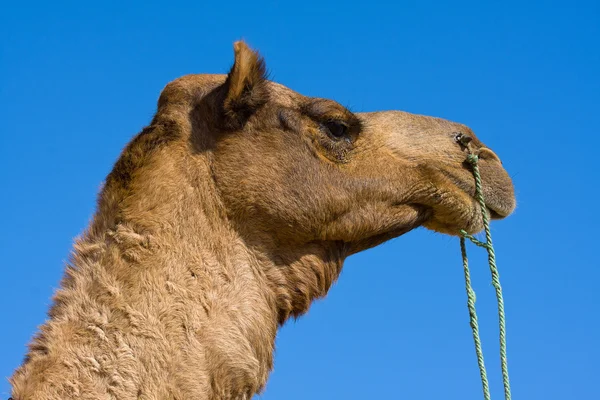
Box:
[439,168,515,221]
[461,183,515,222]
[422,166,515,235]
[485,201,514,220]
[487,207,504,220]
[474,181,516,220]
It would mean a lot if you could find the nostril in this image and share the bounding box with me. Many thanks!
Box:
[454,132,473,147]
[478,148,502,163]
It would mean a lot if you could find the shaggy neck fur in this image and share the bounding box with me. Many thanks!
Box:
[10,101,345,400]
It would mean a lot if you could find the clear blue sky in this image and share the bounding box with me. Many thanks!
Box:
[1,1,598,399]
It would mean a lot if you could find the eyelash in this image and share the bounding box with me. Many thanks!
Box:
[322,120,350,141]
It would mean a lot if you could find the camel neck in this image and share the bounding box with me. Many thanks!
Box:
[15,197,281,398]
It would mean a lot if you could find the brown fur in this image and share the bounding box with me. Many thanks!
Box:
[10,41,515,399]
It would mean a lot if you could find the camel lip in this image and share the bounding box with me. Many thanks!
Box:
[480,187,516,219]
[487,206,506,220]
[470,191,513,220]
[438,169,514,220]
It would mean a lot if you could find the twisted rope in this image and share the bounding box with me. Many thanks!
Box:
[460,237,491,400]
[460,153,512,400]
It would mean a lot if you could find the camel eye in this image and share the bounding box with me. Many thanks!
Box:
[322,120,349,140]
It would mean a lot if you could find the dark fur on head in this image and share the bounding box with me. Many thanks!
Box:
[221,41,269,130]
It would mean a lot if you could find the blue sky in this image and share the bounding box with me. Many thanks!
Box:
[1,1,598,399]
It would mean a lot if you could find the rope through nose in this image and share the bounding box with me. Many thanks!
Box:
[459,153,512,400]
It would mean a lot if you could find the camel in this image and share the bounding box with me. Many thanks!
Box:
[9,41,516,400]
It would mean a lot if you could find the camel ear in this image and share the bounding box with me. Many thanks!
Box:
[221,41,269,129]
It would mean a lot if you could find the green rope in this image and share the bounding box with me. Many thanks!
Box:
[460,237,492,400]
[460,153,512,400]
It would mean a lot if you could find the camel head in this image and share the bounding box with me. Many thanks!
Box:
[8,41,518,400]
[177,42,515,257]
[130,40,518,321]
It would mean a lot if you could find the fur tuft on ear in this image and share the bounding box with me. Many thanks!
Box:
[221,41,269,129]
